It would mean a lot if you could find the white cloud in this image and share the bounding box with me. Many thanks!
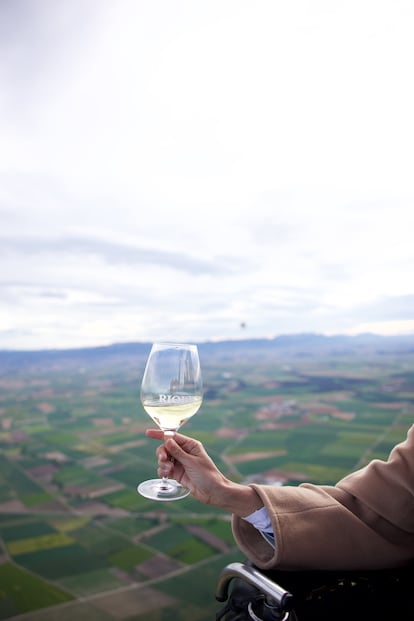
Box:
[0,0,414,349]
[348,320,414,337]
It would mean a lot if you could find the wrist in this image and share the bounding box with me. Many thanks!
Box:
[211,478,263,518]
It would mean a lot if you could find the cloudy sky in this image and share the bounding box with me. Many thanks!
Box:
[1,0,414,350]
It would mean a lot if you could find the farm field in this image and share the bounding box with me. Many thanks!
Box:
[0,337,413,620]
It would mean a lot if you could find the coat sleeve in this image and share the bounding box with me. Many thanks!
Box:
[232,425,414,571]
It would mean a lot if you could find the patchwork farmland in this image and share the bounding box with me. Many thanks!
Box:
[0,337,413,619]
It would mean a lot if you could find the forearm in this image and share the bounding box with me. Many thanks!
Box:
[233,482,414,571]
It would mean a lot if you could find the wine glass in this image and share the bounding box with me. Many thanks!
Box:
[137,342,203,501]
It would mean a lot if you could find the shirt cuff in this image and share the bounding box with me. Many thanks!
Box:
[243,505,273,533]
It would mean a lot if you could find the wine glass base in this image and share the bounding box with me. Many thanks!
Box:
[137,478,190,501]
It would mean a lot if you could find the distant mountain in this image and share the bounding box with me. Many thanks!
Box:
[0,341,153,373]
[198,333,414,358]
[1,333,414,373]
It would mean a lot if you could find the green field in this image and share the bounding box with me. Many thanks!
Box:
[0,563,73,618]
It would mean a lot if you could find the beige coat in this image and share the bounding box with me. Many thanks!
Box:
[232,425,414,570]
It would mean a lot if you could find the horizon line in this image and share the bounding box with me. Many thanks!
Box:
[2,331,414,354]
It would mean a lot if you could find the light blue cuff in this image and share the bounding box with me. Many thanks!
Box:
[242,506,276,549]
[243,505,273,533]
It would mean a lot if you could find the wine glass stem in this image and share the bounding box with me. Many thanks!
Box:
[160,476,169,490]
[161,430,175,489]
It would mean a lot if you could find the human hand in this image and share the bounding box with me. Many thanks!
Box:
[145,429,228,506]
[145,430,263,516]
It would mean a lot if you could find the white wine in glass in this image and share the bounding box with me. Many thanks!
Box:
[137,342,203,501]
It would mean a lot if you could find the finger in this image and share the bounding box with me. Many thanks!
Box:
[156,445,169,463]
[146,429,164,440]
[158,461,173,477]
[164,436,200,463]
[170,433,204,456]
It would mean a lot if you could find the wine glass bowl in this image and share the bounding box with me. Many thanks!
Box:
[137,342,203,501]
